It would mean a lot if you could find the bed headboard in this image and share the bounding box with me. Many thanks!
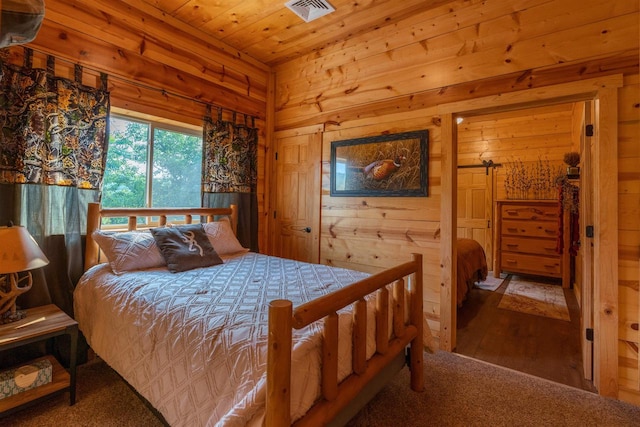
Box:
[84,203,238,272]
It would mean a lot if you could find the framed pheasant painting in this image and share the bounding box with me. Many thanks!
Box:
[330,130,428,197]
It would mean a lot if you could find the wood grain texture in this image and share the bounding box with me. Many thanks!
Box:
[25,21,266,117]
[8,0,638,406]
[440,113,457,351]
[266,300,292,427]
[495,201,569,285]
[290,253,423,426]
[0,305,77,345]
[139,0,449,66]
[616,74,640,400]
[275,1,638,121]
[322,313,339,401]
[593,87,620,397]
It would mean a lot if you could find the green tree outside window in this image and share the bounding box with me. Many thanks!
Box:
[102,116,202,225]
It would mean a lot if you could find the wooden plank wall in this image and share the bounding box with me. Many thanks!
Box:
[457,103,580,201]
[10,0,272,251]
[618,74,640,404]
[320,111,443,332]
[273,0,639,402]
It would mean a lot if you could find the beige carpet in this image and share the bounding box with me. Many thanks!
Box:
[498,276,570,321]
[349,351,640,427]
[4,352,640,427]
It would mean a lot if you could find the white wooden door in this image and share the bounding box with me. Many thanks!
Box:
[457,167,494,267]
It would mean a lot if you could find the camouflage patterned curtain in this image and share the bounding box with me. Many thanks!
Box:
[202,108,258,251]
[0,54,109,365]
[0,62,108,188]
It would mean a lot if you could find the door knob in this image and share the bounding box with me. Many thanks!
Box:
[304,227,311,233]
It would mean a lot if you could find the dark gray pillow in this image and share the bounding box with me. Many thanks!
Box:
[150,224,223,273]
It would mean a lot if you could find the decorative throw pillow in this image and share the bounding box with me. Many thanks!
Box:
[202,217,248,255]
[150,224,223,273]
[92,230,166,275]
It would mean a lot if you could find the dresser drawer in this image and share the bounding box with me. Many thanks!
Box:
[500,204,559,221]
[501,236,559,256]
[501,219,558,238]
[500,252,562,277]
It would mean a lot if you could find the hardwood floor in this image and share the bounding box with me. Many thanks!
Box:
[455,274,596,392]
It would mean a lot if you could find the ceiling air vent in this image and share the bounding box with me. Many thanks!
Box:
[285,0,335,23]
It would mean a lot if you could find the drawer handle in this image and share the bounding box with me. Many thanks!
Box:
[506,243,519,248]
[505,210,518,215]
[544,229,556,234]
[505,259,517,264]
[544,247,556,251]
[544,264,557,269]
[507,227,518,232]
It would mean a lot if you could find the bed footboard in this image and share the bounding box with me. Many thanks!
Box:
[266,253,424,426]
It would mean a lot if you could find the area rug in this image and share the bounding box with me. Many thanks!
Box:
[498,277,570,321]
[474,271,506,292]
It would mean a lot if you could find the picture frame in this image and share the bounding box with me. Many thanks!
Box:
[330,130,428,197]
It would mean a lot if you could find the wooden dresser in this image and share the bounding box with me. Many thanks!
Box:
[495,200,570,288]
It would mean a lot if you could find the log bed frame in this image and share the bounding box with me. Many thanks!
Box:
[83,202,424,426]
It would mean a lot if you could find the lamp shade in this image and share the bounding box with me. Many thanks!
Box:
[0,226,49,274]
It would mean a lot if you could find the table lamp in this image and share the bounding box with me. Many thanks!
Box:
[0,223,49,323]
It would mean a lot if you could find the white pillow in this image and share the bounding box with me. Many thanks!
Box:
[202,218,248,255]
[92,230,166,274]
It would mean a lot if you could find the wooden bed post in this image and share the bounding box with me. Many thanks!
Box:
[229,204,238,235]
[266,299,292,427]
[85,202,101,271]
[410,253,424,392]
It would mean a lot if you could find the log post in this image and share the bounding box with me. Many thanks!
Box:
[322,312,339,401]
[266,299,292,427]
[410,253,424,392]
[127,216,137,231]
[393,279,405,338]
[352,298,367,375]
[376,287,389,354]
[229,204,238,234]
[85,202,101,270]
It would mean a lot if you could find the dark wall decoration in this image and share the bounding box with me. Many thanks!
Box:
[330,130,429,197]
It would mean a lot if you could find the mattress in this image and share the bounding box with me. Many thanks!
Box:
[74,252,374,426]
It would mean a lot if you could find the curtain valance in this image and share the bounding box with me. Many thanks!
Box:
[0,60,109,189]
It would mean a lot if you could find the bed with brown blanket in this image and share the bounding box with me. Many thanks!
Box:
[456,238,489,306]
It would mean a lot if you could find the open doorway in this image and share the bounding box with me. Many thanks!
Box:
[438,75,621,398]
[451,100,595,390]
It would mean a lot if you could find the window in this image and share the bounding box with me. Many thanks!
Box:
[102,115,202,224]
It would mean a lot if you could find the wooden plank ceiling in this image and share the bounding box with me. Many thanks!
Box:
[136,0,449,66]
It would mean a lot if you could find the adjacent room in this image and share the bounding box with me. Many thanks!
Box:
[0,0,638,425]
[454,102,593,390]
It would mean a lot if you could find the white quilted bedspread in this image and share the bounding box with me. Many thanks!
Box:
[74,252,372,426]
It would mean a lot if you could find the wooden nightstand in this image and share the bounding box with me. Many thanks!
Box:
[0,304,78,416]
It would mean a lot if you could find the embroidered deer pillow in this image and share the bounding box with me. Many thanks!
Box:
[150,224,223,273]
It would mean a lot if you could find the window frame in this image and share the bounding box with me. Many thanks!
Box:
[102,111,204,228]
